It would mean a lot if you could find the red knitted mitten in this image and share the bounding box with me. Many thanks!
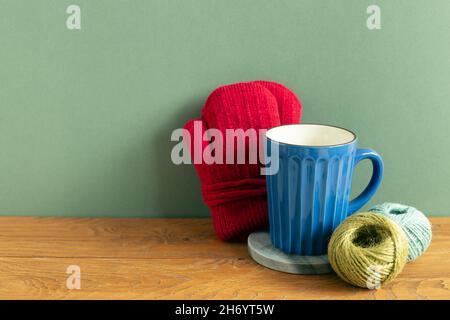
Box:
[184,81,301,241]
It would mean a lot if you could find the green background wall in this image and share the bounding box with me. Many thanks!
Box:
[1,0,449,217]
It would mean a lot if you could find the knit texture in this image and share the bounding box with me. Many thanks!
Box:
[184,81,301,241]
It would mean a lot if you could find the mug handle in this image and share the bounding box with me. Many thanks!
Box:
[348,148,384,215]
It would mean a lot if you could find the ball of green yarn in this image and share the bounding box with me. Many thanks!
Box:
[328,212,408,289]
[369,203,432,262]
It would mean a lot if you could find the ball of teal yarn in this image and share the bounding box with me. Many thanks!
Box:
[369,203,432,262]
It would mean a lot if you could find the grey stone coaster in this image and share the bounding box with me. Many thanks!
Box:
[248,231,332,275]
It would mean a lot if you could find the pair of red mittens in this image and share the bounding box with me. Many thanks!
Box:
[184,81,302,241]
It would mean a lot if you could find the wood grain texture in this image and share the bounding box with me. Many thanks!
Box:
[0,217,448,300]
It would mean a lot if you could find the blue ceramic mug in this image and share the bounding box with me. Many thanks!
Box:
[265,124,383,255]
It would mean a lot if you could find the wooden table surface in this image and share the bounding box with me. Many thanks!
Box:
[0,217,448,300]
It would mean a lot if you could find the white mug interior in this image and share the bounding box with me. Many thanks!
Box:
[266,124,356,147]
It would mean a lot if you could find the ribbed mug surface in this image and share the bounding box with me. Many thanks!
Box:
[265,124,383,255]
